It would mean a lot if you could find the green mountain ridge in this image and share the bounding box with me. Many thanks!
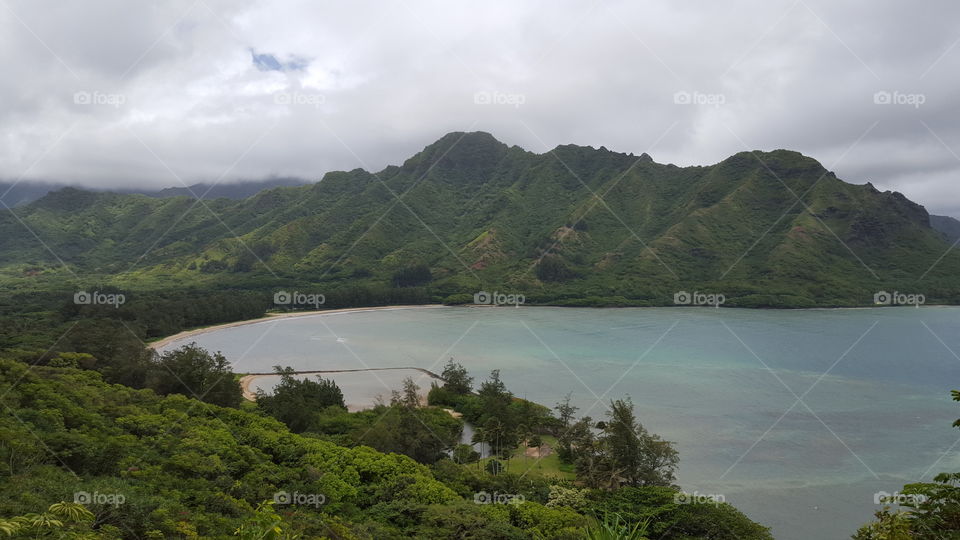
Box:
[1,131,957,307]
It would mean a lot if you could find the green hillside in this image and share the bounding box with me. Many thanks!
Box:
[0,358,773,539]
[1,132,957,307]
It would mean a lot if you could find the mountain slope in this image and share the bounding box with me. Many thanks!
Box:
[931,214,960,242]
[0,177,309,208]
[1,132,957,307]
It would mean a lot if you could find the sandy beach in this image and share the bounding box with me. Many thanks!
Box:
[147,304,448,350]
[147,305,449,409]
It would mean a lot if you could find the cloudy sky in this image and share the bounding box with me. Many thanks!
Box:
[2,0,960,215]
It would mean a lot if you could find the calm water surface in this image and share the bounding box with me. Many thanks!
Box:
[160,306,960,539]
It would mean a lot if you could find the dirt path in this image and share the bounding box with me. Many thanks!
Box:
[524,442,553,458]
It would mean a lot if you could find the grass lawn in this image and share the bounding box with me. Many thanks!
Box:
[476,435,576,480]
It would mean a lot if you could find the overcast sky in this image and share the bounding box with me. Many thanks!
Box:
[2,0,960,215]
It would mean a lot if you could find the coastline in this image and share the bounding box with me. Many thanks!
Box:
[147,304,448,350]
[238,366,444,402]
[149,302,956,351]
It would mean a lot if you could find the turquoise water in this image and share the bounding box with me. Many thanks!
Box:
[160,306,960,539]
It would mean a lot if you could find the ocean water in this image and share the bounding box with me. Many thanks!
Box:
[159,306,960,539]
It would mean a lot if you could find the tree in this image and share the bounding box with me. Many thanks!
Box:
[149,343,242,408]
[556,392,578,430]
[452,444,480,464]
[558,416,593,463]
[441,359,472,395]
[393,376,421,409]
[0,502,95,538]
[392,264,432,287]
[233,501,300,539]
[536,255,576,282]
[568,398,678,490]
[852,508,912,540]
[478,369,512,421]
[359,377,463,464]
[602,398,678,488]
[256,366,345,432]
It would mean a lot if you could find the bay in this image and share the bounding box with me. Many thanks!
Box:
[159,306,960,539]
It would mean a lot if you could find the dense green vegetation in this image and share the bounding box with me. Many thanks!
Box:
[2,132,958,308]
[255,367,346,433]
[5,132,959,537]
[0,353,773,538]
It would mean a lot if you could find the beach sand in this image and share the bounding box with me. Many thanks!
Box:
[147,304,447,350]
[147,305,451,410]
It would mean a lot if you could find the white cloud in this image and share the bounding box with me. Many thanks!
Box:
[1,0,960,215]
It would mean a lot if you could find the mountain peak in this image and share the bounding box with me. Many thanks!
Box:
[401,131,510,180]
[422,131,505,153]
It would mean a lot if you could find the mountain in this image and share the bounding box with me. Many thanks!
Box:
[146,177,310,199]
[0,177,309,207]
[930,214,960,243]
[0,181,69,208]
[1,131,958,307]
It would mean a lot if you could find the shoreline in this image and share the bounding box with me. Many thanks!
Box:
[147,304,448,350]
[149,303,957,351]
[238,366,444,402]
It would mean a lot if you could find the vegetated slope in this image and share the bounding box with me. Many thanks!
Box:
[1,132,956,306]
[0,359,773,539]
[0,359,574,538]
[0,177,309,208]
[931,214,960,243]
